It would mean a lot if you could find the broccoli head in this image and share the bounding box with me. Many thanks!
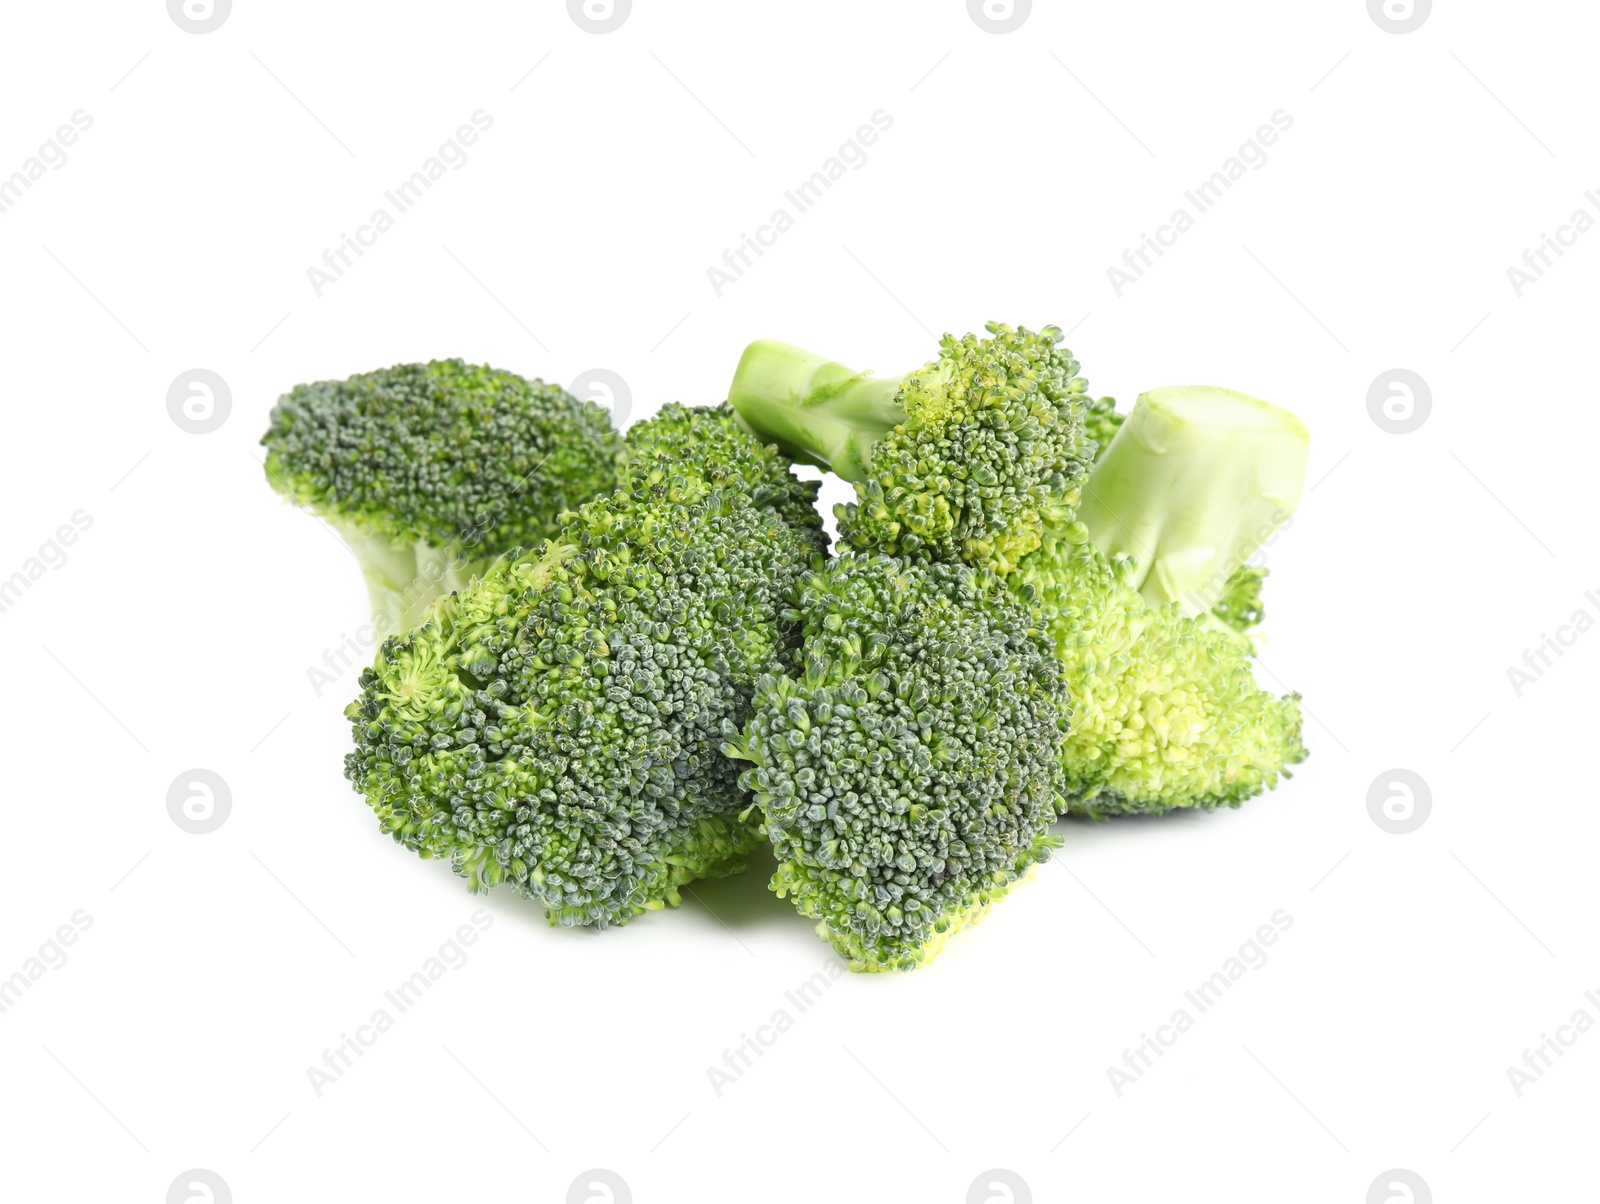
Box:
[727,323,1095,574]
[263,359,619,633]
[621,401,822,544]
[1014,534,1304,816]
[725,554,1068,971]
[343,407,827,927]
[1012,385,1309,815]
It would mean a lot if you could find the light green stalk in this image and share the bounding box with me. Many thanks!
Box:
[327,519,489,637]
[1078,386,1308,620]
[725,339,906,480]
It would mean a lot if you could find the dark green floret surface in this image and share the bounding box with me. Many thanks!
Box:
[343,410,827,928]
[726,554,1069,971]
[262,358,619,553]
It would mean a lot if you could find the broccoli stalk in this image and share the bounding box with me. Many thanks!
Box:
[726,339,909,479]
[728,323,1095,573]
[319,518,489,637]
[1078,386,1307,624]
[1011,385,1310,816]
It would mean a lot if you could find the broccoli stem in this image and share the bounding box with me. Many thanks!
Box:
[726,338,906,480]
[328,518,489,636]
[1078,385,1308,619]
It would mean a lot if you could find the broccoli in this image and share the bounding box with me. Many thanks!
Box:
[1077,386,1307,623]
[727,323,1096,574]
[1208,564,1269,637]
[724,554,1068,971]
[1013,385,1309,816]
[262,359,619,634]
[619,401,823,550]
[343,406,827,926]
[1083,391,1124,460]
[725,327,1310,818]
[1083,389,1295,642]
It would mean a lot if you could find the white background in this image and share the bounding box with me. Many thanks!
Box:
[0,1,1592,1201]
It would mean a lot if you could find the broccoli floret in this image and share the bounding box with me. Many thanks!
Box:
[1084,393,1124,460]
[343,408,827,927]
[622,402,823,543]
[262,360,619,634]
[727,323,1095,574]
[1012,385,1309,816]
[724,554,1068,971]
[1209,564,1269,636]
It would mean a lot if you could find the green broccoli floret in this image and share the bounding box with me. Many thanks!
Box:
[724,554,1068,971]
[343,407,827,927]
[621,401,823,544]
[725,322,1310,815]
[262,360,619,634]
[727,323,1095,574]
[1012,385,1309,816]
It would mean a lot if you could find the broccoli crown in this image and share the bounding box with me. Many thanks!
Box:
[1011,532,1305,817]
[262,359,619,554]
[622,402,823,541]
[837,322,1095,574]
[343,436,826,928]
[726,554,1068,971]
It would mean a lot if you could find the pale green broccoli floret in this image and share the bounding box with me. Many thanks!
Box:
[343,407,827,927]
[727,323,1096,574]
[1013,385,1309,815]
[725,555,1068,971]
[262,360,619,633]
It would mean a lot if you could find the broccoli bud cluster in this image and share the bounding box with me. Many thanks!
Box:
[263,359,620,631]
[833,322,1096,574]
[344,409,826,927]
[1011,530,1305,817]
[726,555,1069,971]
[272,321,1312,972]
